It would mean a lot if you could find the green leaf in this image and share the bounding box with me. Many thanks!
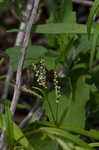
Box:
[52,136,71,150]
[13,122,34,150]
[0,113,5,131]
[77,35,92,54]
[43,76,90,128]
[60,125,99,141]
[7,29,25,33]
[89,24,99,71]
[5,101,14,148]
[28,132,56,150]
[43,91,69,122]
[40,127,92,149]
[44,51,62,71]
[32,23,89,34]
[35,121,99,140]
[0,99,27,109]
[62,0,76,23]
[87,0,99,38]
[7,23,95,35]
[62,76,90,128]
[72,63,86,70]
[89,33,98,71]
[0,114,34,150]
[6,45,47,72]
[89,142,99,148]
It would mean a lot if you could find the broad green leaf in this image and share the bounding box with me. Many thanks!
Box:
[7,23,95,34]
[62,76,90,128]
[43,76,90,128]
[28,132,56,150]
[6,45,47,72]
[40,127,92,149]
[44,51,62,71]
[32,23,89,34]
[77,35,92,54]
[43,91,69,122]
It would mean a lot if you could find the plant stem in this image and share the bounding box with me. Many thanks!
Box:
[46,94,56,125]
[56,103,59,127]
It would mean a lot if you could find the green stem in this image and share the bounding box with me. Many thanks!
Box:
[32,86,56,125]
[56,103,59,127]
[46,95,56,125]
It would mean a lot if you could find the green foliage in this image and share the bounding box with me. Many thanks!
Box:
[0,114,34,150]
[29,133,56,150]
[1,0,99,149]
[43,75,90,128]
[87,0,99,71]
[0,98,27,109]
[5,102,14,148]
[24,121,99,150]
[40,127,91,149]
[6,45,47,72]
[61,76,90,128]
[45,0,76,50]
[43,90,69,122]
[87,0,99,38]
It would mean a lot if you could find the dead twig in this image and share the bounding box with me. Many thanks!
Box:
[15,0,34,46]
[10,0,40,116]
[19,101,43,128]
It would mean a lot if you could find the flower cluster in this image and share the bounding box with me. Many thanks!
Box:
[32,58,47,89]
[54,71,61,103]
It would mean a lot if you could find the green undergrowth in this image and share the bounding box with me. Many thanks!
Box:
[0,0,99,149]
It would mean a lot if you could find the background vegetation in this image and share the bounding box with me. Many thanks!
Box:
[0,0,99,150]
